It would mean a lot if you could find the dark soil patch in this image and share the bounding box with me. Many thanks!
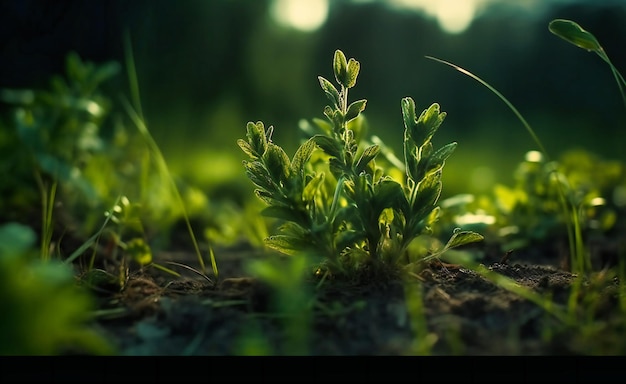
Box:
[90,243,624,356]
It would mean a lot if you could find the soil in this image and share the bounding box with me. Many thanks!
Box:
[87,237,625,357]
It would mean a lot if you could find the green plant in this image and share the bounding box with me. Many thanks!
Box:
[0,52,121,260]
[494,150,623,251]
[238,49,482,279]
[1,47,218,278]
[0,222,114,355]
[441,149,624,261]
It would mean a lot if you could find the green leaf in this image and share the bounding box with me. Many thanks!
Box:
[401,97,418,138]
[333,50,348,87]
[265,235,312,256]
[291,138,316,175]
[345,99,367,123]
[418,103,446,145]
[238,139,258,159]
[403,100,446,147]
[426,142,457,173]
[549,19,602,52]
[444,230,484,250]
[411,172,442,216]
[244,161,274,191]
[312,135,342,158]
[311,117,333,135]
[246,121,268,156]
[403,133,419,182]
[263,143,291,184]
[318,76,340,108]
[331,109,344,131]
[323,105,335,122]
[408,142,433,183]
[303,172,325,202]
[329,158,346,179]
[373,178,407,213]
[407,207,438,239]
[345,58,360,89]
[355,144,380,174]
[255,190,288,208]
[261,206,305,223]
[335,229,364,252]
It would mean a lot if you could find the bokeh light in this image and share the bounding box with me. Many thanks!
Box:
[270,0,329,32]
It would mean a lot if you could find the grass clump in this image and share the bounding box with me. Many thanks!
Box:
[239,49,482,280]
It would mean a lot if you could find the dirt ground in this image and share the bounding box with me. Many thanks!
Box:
[89,239,624,358]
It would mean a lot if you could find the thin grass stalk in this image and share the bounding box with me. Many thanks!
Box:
[34,170,56,262]
[64,196,120,264]
[595,48,626,111]
[425,56,589,276]
[122,32,219,277]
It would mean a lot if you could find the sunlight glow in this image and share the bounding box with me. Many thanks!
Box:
[270,0,329,32]
[525,150,544,163]
[435,0,476,34]
[455,212,496,226]
[387,0,488,34]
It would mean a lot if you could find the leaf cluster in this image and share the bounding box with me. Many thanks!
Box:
[441,150,625,251]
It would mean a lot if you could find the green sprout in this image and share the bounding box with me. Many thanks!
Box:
[239,49,482,279]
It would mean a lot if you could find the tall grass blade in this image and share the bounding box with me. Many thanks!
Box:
[425,55,589,276]
[123,31,144,120]
[424,56,549,159]
[121,33,214,276]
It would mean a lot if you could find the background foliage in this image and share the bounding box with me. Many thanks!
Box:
[1,0,625,199]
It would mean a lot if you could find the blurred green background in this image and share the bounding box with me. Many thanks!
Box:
[2,0,625,199]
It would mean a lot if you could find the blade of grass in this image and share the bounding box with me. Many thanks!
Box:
[64,195,120,264]
[33,170,57,262]
[164,261,213,284]
[122,32,218,277]
[148,262,182,278]
[123,30,144,121]
[424,55,588,278]
[424,56,549,158]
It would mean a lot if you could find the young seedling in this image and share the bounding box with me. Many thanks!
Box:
[239,49,482,279]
